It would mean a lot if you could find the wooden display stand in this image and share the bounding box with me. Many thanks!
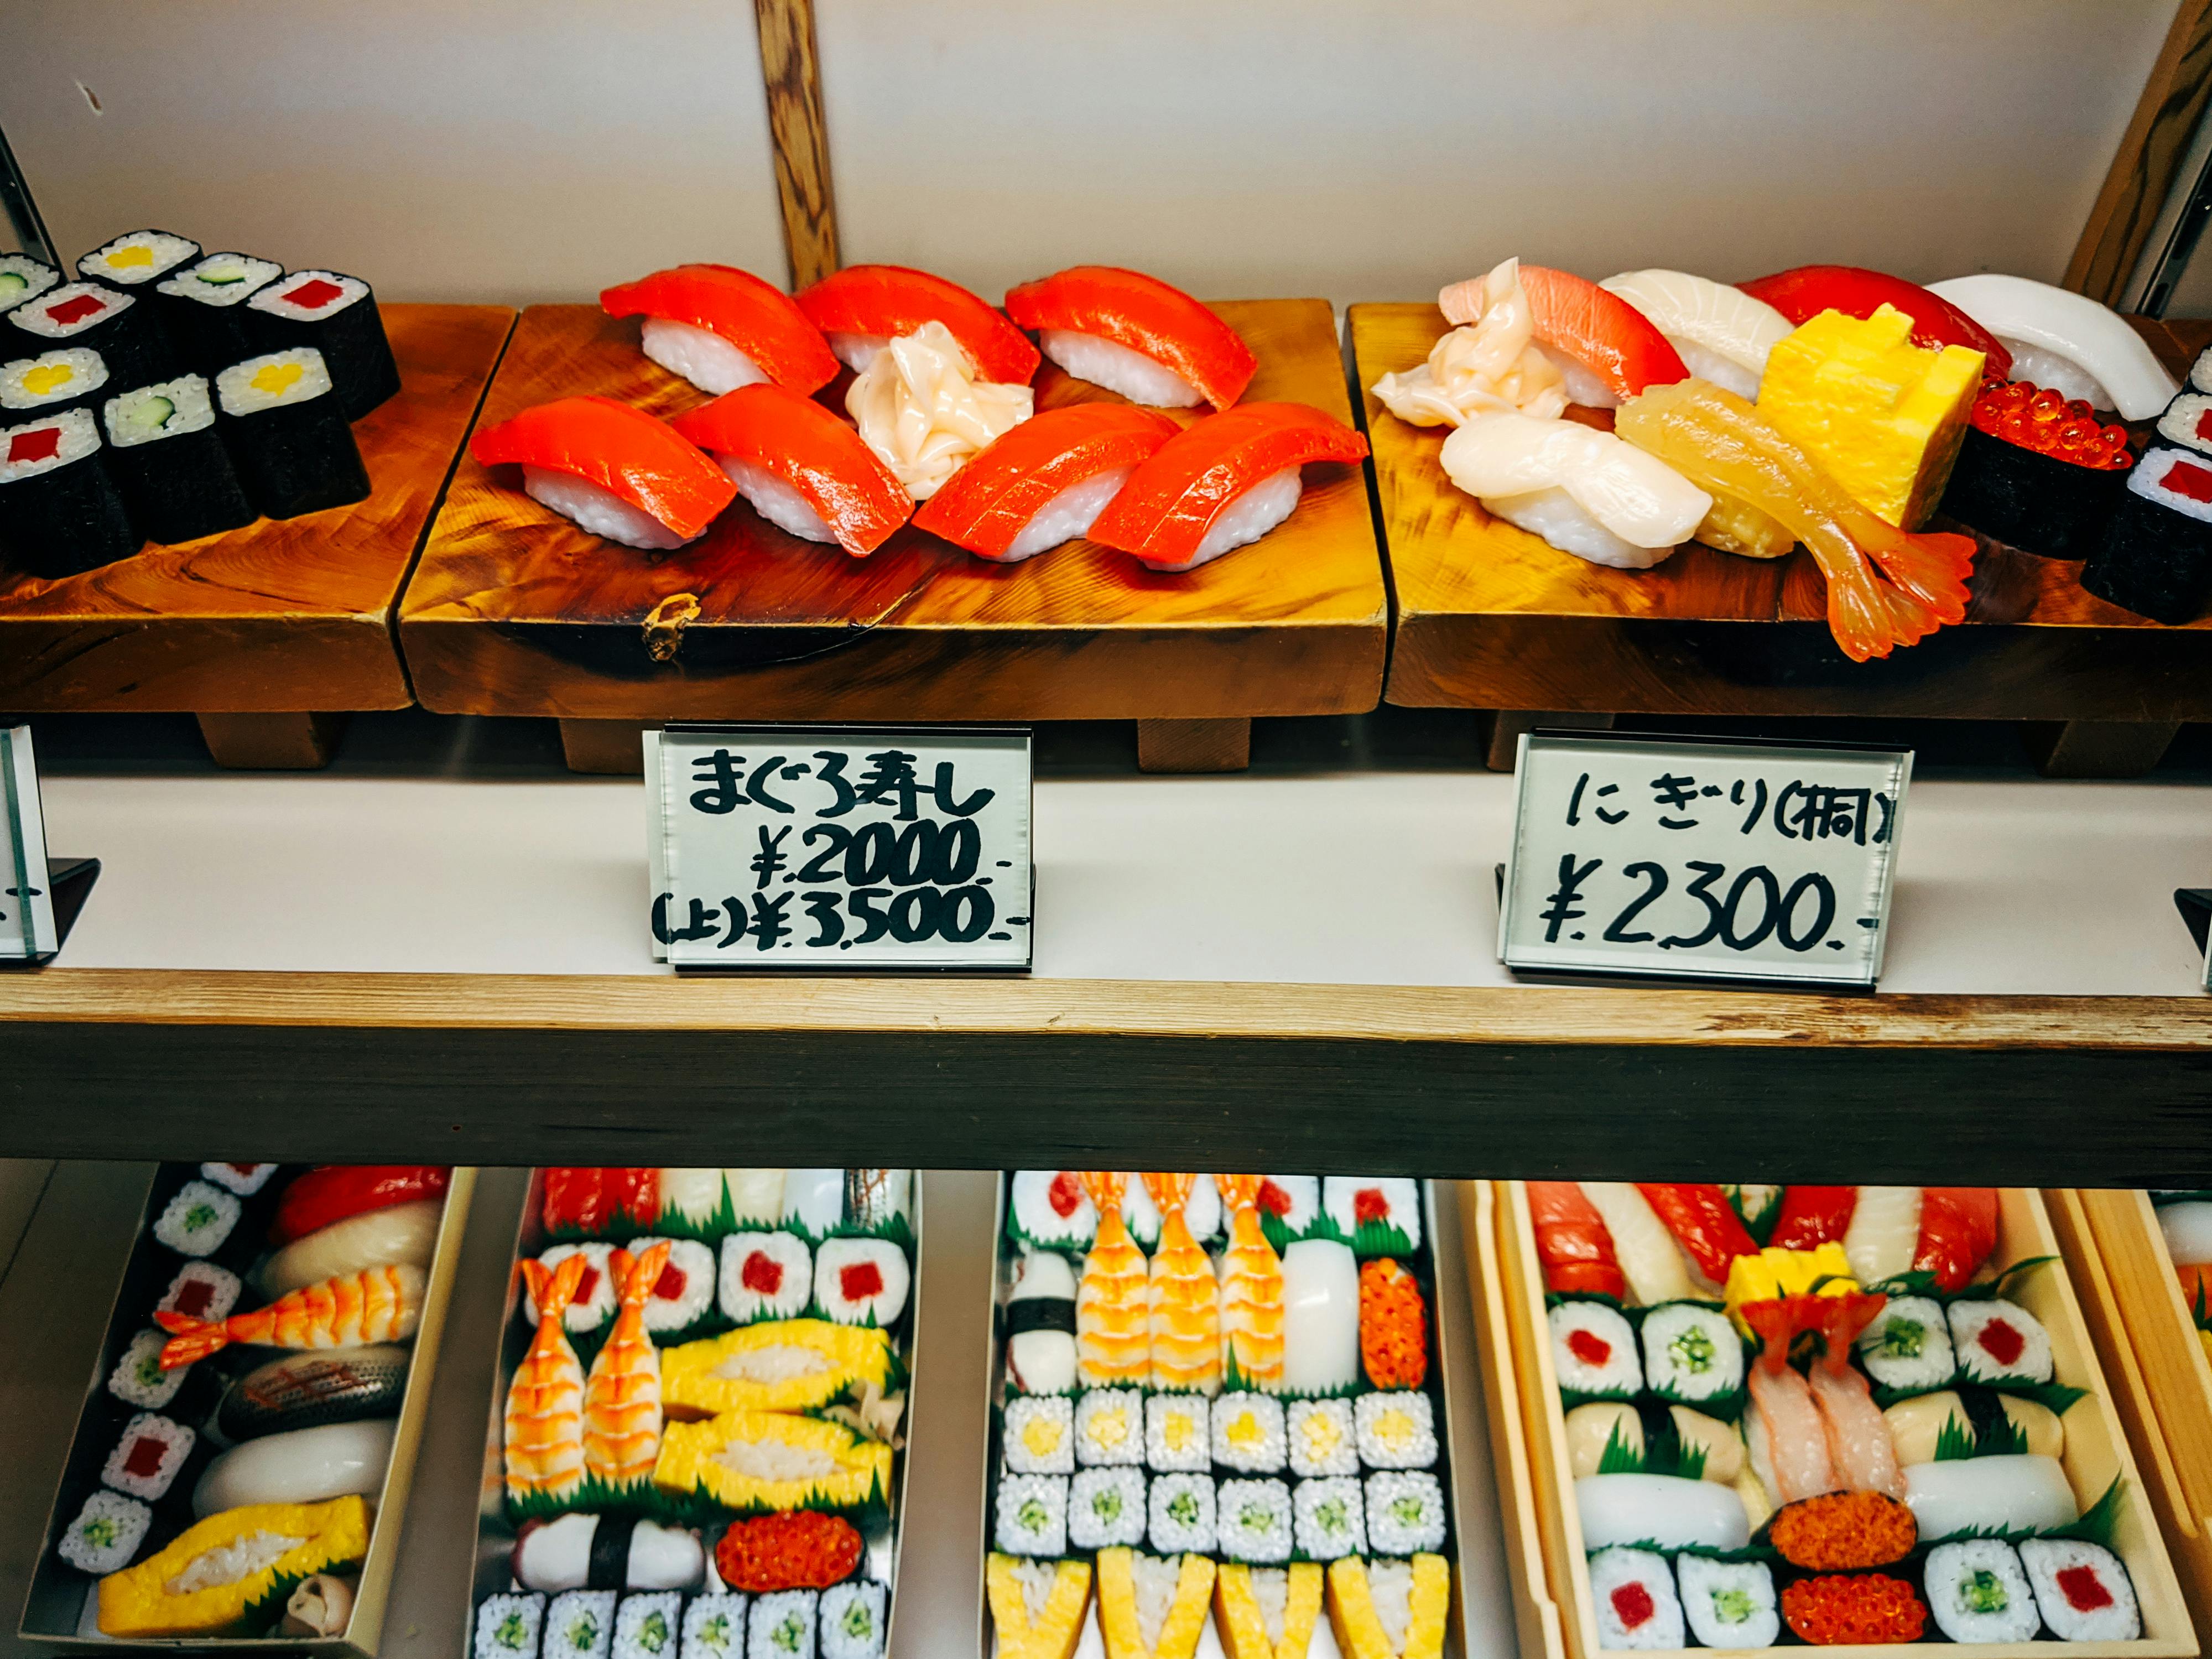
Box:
[1349,307,2212,779]
[0,305,515,769]
[398,300,1386,774]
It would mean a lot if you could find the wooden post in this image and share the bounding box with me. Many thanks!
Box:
[1137,717,1251,773]
[753,0,841,288]
[195,712,347,770]
[2065,0,2212,304]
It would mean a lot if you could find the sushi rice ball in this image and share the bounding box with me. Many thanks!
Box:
[1069,1466,1148,1550]
[107,1329,189,1410]
[1589,1547,1685,1650]
[1256,1176,1320,1250]
[746,1590,817,1659]
[2019,1538,2141,1641]
[995,1473,1069,1557]
[1639,1303,1742,1410]
[719,1231,811,1325]
[1007,1171,1097,1254]
[1675,1556,1779,1650]
[1924,1539,2039,1644]
[1857,1296,1956,1393]
[1287,1398,1358,1479]
[199,1162,278,1195]
[1211,1392,1288,1474]
[1075,1388,1145,1467]
[476,1592,548,1659]
[1293,1476,1366,1561]
[818,1580,886,1659]
[1354,1391,1438,1470]
[1216,1478,1293,1564]
[1949,1298,2055,1386]
[813,1237,910,1327]
[1365,1470,1448,1556]
[1549,1302,1642,1398]
[156,1260,241,1323]
[1148,1471,1217,1556]
[57,1489,152,1575]
[614,1592,683,1659]
[680,1592,748,1659]
[1146,1394,1211,1473]
[626,1236,717,1336]
[1324,1177,1423,1252]
[101,1411,195,1501]
[545,1591,618,1659]
[153,1179,242,1257]
[528,1242,620,1334]
[1004,1395,1076,1475]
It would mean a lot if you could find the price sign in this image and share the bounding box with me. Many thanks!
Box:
[647,725,1033,971]
[1499,731,1911,989]
[1,726,59,961]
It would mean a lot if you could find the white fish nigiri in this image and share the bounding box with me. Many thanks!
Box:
[1440,411,1711,570]
[1578,1183,1697,1303]
[1927,274,2178,419]
[1844,1185,1922,1285]
[1599,270,1792,402]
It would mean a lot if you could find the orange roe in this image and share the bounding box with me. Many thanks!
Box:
[714,1510,863,1592]
[1769,1490,1918,1569]
[1970,377,2133,470]
[1360,1257,1428,1389]
[1782,1573,1928,1645]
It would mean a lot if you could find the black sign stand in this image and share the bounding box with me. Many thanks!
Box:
[2175,888,2212,960]
[2,855,99,968]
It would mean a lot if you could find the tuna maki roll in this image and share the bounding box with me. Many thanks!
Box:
[1324,1177,1422,1254]
[108,1329,189,1410]
[2020,1538,2141,1641]
[1949,1298,2055,1386]
[1676,1556,1779,1650]
[0,253,61,318]
[1256,1176,1321,1252]
[249,269,402,419]
[1939,377,2131,559]
[1292,1476,1365,1561]
[1211,1392,1288,1474]
[0,409,139,578]
[1069,1466,1147,1550]
[1287,1398,1357,1479]
[614,1593,683,1659]
[1365,1470,1447,1556]
[158,253,287,377]
[1639,1303,1742,1412]
[818,1580,886,1659]
[1548,1302,1641,1400]
[477,1593,549,1659]
[2161,391,2212,459]
[746,1590,816,1659]
[813,1237,909,1326]
[1004,1395,1075,1475]
[719,1232,810,1325]
[156,1260,241,1322]
[680,1593,747,1659]
[215,347,371,519]
[1857,1295,1956,1393]
[1007,1171,1096,1254]
[2083,445,2212,624]
[624,1235,716,1336]
[1589,1547,1683,1650]
[80,230,201,292]
[995,1473,1069,1557]
[1075,1387,1144,1467]
[1354,1391,1437,1470]
[152,1178,242,1257]
[57,1489,152,1577]
[102,375,255,543]
[199,1162,278,1195]
[1146,1394,1210,1473]
[1,347,108,420]
[1216,1478,1293,1564]
[8,282,176,387]
[545,1592,618,1659]
[1148,1471,1217,1556]
[1924,1539,2039,1643]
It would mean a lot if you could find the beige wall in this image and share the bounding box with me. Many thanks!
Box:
[0,1,2189,308]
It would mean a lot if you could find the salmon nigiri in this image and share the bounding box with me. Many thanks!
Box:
[505,1251,588,1502]
[1076,1171,1151,1386]
[1445,264,1687,408]
[1144,1173,1221,1396]
[1214,1174,1285,1391]
[909,403,1179,561]
[1088,402,1367,573]
[583,1241,669,1489]
[1004,266,1257,412]
[670,384,911,557]
[469,395,735,551]
[601,264,840,397]
[795,264,1039,384]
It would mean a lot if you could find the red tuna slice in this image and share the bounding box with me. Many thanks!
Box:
[910,403,1180,559]
[1739,265,2012,378]
[795,264,1040,385]
[470,396,735,539]
[1004,266,1257,411]
[669,383,912,557]
[601,264,840,395]
[1517,265,1690,404]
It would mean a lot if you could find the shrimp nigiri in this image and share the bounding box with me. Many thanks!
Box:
[1215,1174,1285,1390]
[1144,1173,1222,1396]
[1076,1172,1150,1386]
[505,1251,589,1502]
[156,1264,423,1369]
[584,1241,670,1489]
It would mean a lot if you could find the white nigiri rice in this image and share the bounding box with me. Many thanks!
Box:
[996,466,1133,561]
[1998,340,2115,413]
[524,466,698,551]
[1038,329,1204,408]
[826,332,890,376]
[1138,469,1300,573]
[642,317,770,397]
[719,455,838,545]
[1589,1548,1685,1650]
[1487,488,1674,570]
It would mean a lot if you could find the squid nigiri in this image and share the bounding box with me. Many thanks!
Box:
[1445,264,1687,407]
[1599,270,1792,402]
[1438,410,1710,569]
[600,264,840,397]
[795,263,1039,383]
[1004,266,1256,411]
[1928,273,2178,419]
[1614,380,1975,663]
[1578,1183,1696,1304]
[469,395,735,550]
[669,383,910,556]
[909,402,1179,560]
[1087,401,1367,572]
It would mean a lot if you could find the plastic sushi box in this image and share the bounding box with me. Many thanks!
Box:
[2049,1190,2212,1645]
[466,1169,922,1659]
[1478,1182,2194,1659]
[979,1172,1475,1657]
[18,1162,477,1655]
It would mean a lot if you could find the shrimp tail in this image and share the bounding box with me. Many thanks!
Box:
[1811,545,1901,663]
[1864,528,1975,625]
[154,1312,233,1369]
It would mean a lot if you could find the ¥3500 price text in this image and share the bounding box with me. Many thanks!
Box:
[1535,854,1875,956]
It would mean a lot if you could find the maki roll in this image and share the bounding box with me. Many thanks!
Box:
[157,253,286,377]
[1923,1538,2040,1643]
[614,1593,683,1659]
[1280,1240,1359,1395]
[0,409,139,578]
[1287,1398,1358,1479]
[1148,1471,1217,1556]
[56,1489,152,1576]
[813,1237,909,1326]
[0,252,61,318]
[102,375,256,543]
[545,1590,620,1659]
[1364,1470,1447,1555]
[1948,1297,2055,1385]
[818,1580,886,1659]
[1216,1478,1294,1565]
[108,1329,190,1410]
[2020,1538,2142,1641]
[2161,391,2212,457]
[1359,1258,1428,1390]
[1005,1395,1076,1474]
[8,282,176,386]
[1354,1392,1437,1470]
[101,1411,196,1501]
[623,1235,716,1336]
[681,1593,748,1659]
[1075,1387,1144,1466]
[1675,1556,1779,1650]
[2,347,108,419]
[995,1473,1069,1557]
[1548,1302,1641,1400]
[79,230,201,293]
[1781,1572,1928,1645]
[152,1178,242,1257]
[1146,1393,1210,1473]
[1069,1466,1148,1550]
[1587,1547,1684,1650]
[1292,1475,1366,1561]
[529,1242,620,1334]
[215,348,371,519]
[1004,1248,1079,1397]
[200,1161,278,1195]
[477,1593,549,1659]
[746,1592,817,1659]
[248,269,402,418]
[1211,1392,1288,1474]
[1007,1171,1097,1254]
[1638,1302,1742,1412]
[1324,1177,1422,1254]
[2084,444,2212,623]
[719,1231,811,1325]
[1257,1176,1321,1252]
[156,1260,241,1322]
[1939,378,2131,558]
[1856,1294,1955,1393]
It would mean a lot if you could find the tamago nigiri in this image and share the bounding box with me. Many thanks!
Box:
[582,1241,670,1489]
[1144,1173,1222,1395]
[1215,1174,1285,1390]
[1076,1171,1151,1386]
[504,1251,589,1502]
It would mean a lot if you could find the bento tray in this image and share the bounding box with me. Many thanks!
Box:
[976,1174,1472,1658]
[1482,1182,2195,1659]
[18,1164,477,1656]
[2050,1190,2212,1644]
[467,1172,922,1650]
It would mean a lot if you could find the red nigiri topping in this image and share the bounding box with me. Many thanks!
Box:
[1004,265,1257,410]
[795,264,1040,385]
[839,1261,884,1302]
[669,384,911,558]
[1517,265,1688,401]
[909,403,1180,559]
[601,265,839,396]
[1048,1171,1085,1219]
[469,396,735,538]
[1971,378,2132,470]
[1566,1328,1614,1367]
[1611,1582,1656,1629]
[8,428,61,465]
[1740,264,2013,378]
[2058,1567,2116,1613]
[741,1251,783,1295]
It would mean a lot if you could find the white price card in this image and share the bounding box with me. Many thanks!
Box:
[1499,731,1911,989]
[1,726,58,961]
[647,724,1033,971]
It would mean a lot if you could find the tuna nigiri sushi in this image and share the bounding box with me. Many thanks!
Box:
[1740,266,2012,379]
[1928,273,2179,419]
[1445,264,1687,408]
[1599,270,1792,403]
[1438,410,1711,569]
[468,395,736,550]
[669,383,910,557]
[1004,266,1256,411]
[910,402,1179,560]
[600,264,840,397]
[1087,401,1367,572]
[795,263,1039,384]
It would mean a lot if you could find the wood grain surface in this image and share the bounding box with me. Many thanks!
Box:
[753,0,841,288]
[0,304,513,714]
[2067,0,2212,305]
[1354,304,2212,720]
[399,300,1385,723]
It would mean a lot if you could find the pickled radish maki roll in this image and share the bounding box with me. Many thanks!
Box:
[249,270,401,419]
[80,230,201,293]
[1857,1295,1956,1394]
[0,409,139,578]
[0,253,61,318]
[1639,1302,1743,1414]
[1949,1298,2054,1385]
[1675,1556,1778,1650]
[8,282,176,387]
[2083,445,2212,624]
[1007,1171,1097,1255]
[1004,1395,1075,1474]
[1211,1392,1288,1474]
[719,1231,810,1325]
[2,347,108,419]
[477,1593,548,1659]
[813,1237,909,1326]
[2020,1538,2141,1641]
[216,348,370,518]
[1216,1478,1293,1564]
[1287,1398,1357,1478]
[1069,1466,1147,1549]
[158,253,285,377]
[1146,1394,1210,1473]
[1923,1540,2039,1643]
[1589,1548,1684,1650]
[57,1490,152,1577]
[1075,1388,1144,1466]
[1354,1391,1437,1470]
[1549,1302,1641,1401]
[102,375,255,542]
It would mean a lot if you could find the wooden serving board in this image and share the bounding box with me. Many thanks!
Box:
[1350,305,2212,778]
[398,299,1386,773]
[0,304,515,768]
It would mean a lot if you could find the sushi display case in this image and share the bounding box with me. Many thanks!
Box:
[19,1161,474,1654]
[467,1169,920,1659]
[981,1171,1470,1659]
[1479,1180,2193,1659]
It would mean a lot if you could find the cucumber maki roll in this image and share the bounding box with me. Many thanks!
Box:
[545,1592,618,1659]
[995,1473,1068,1558]
[0,253,61,318]
[1147,1471,1216,1556]
[249,269,401,419]
[1069,1466,1147,1550]
[1292,1476,1365,1562]
[158,253,285,377]
[215,348,370,519]
[1923,1540,2039,1644]
[152,1178,241,1257]
[2083,445,2212,623]
[8,282,176,387]
[1638,1302,1743,1414]
[817,1580,885,1659]
[1216,1478,1293,1565]
[79,230,201,293]
[679,1593,747,1659]
[0,409,139,578]
[102,375,254,543]
[476,1593,548,1659]
[1857,1294,1956,1393]
[746,1591,816,1659]
[1365,1470,1448,1556]
[613,1592,682,1659]
[57,1489,153,1577]
[2,347,108,420]
[108,1329,190,1410]
[1675,1556,1778,1650]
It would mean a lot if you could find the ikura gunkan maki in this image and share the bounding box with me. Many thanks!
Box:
[102,375,255,543]
[215,349,371,519]
[1938,377,2132,559]
[8,282,177,388]
[0,409,140,578]
[249,269,401,419]
[0,253,62,318]
[0,346,108,420]
[157,253,286,377]
[2081,445,2212,625]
